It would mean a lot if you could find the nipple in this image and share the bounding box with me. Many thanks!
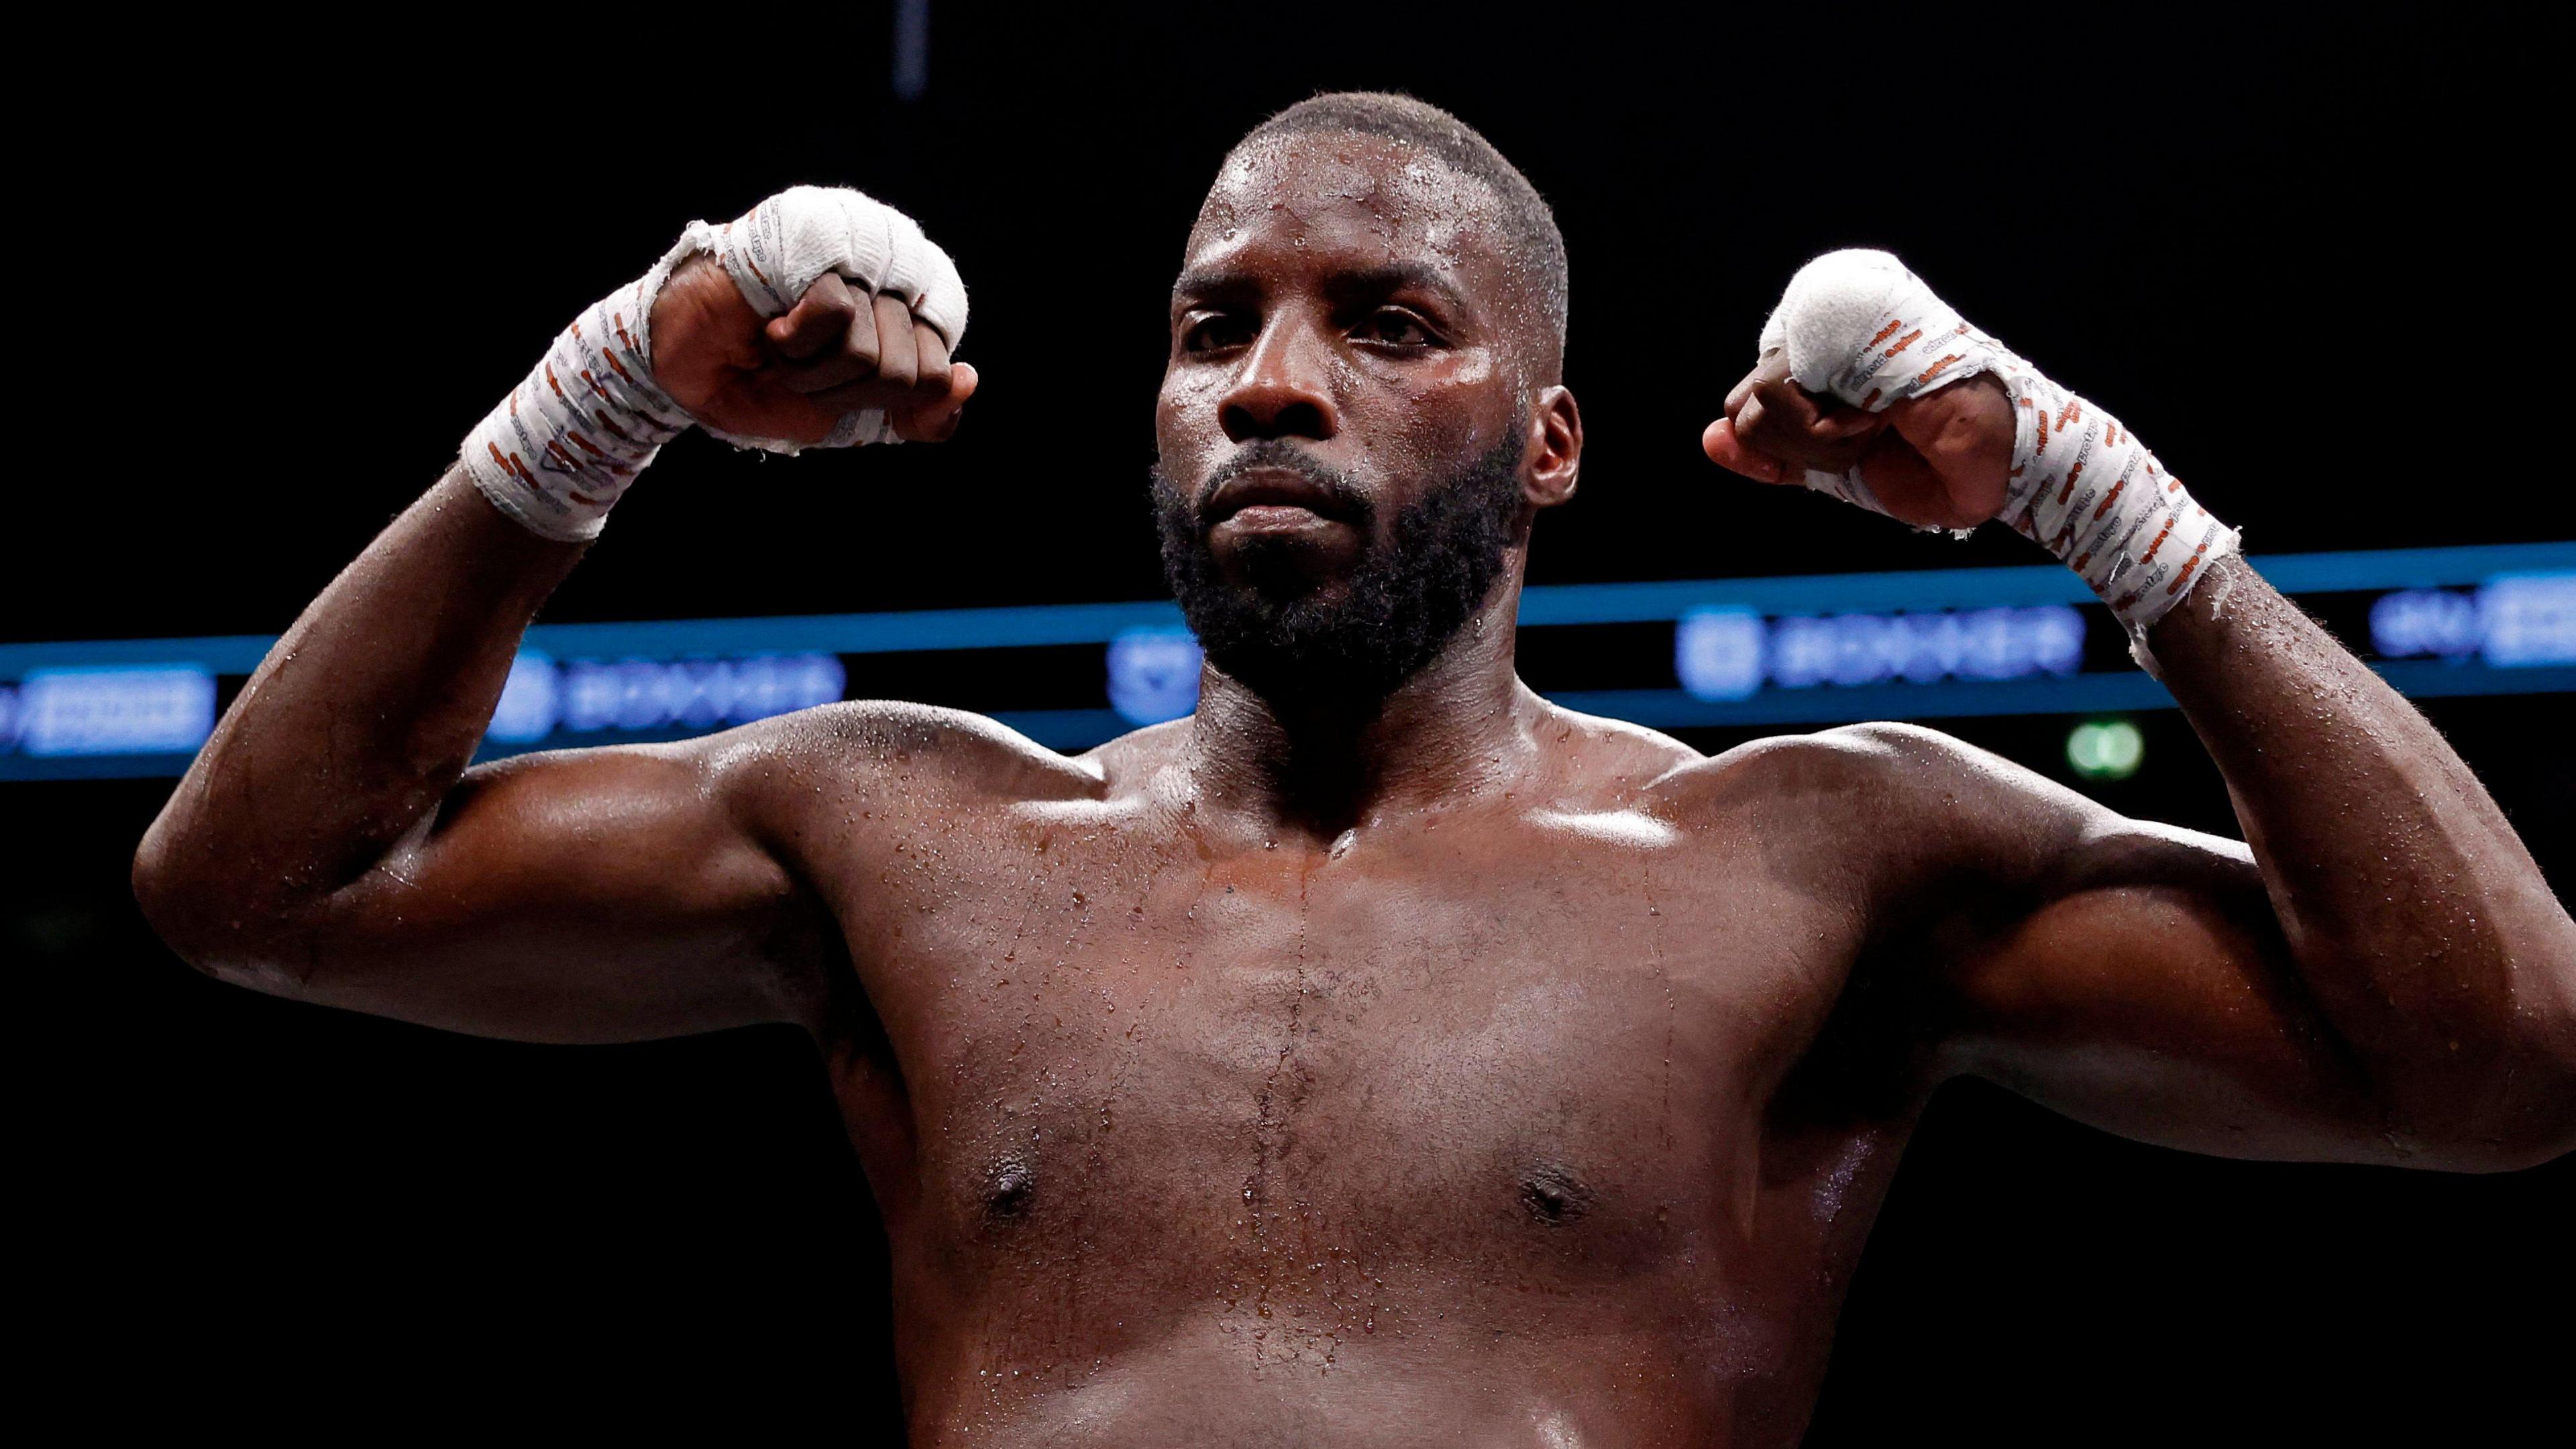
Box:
[983,1154,1036,1222]
[1519,1162,1595,1228]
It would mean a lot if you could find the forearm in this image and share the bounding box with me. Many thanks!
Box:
[1727,251,2574,1164]
[2148,554,2576,1159]
[125,185,972,1037]
[136,470,584,947]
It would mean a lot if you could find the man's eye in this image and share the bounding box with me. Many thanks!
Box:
[1183,315,1253,352]
[1357,310,1434,347]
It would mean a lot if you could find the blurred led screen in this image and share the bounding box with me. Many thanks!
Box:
[4,545,2567,781]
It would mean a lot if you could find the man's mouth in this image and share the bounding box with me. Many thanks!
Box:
[1203,465,1360,532]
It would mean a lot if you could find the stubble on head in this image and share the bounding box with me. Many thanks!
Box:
[1151,93,1574,716]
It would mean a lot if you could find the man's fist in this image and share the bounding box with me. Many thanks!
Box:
[1703,352,2012,532]
[460,189,976,540]
[1698,249,2241,644]
[651,254,975,447]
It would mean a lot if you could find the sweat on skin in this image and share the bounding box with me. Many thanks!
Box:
[133,92,2575,1449]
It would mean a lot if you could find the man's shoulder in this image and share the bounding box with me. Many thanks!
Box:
[686,699,1118,814]
[1642,719,2071,837]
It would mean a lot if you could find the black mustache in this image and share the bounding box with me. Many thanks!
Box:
[1195,443,1370,527]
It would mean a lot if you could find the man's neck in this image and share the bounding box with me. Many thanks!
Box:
[1181,584,1544,846]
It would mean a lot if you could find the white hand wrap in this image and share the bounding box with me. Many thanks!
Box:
[682,184,969,453]
[1760,249,2239,660]
[460,250,695,542]
[461,186,967,541]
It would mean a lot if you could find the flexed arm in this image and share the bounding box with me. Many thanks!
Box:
[1710,252,2576,1169]
[133,189,976,1042]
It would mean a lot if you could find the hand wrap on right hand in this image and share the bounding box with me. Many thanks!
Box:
[460,186,967,541]
[680,184,969,453]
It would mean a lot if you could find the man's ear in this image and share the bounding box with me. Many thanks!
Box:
[1525,384,1582,508]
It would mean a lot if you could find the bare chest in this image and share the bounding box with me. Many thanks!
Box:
[822,803,1870,1293]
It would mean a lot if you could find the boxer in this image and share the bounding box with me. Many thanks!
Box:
[136,93,2573,1446]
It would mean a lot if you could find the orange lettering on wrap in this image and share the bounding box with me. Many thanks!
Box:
[2165,537,2214,594]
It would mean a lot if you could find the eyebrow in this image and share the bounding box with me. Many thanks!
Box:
[1171,260,1475,316]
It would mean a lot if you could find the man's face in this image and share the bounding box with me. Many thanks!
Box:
[1153,131,1542,701]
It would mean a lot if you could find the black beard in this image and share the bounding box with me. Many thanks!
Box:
[1151,432,1525,706]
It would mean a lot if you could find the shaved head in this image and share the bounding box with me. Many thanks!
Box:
[1214,91,1570,382]
[1155,91,1587,707]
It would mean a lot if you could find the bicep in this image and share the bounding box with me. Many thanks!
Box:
[276,739,823,1044]
[1933,815,2394,1162]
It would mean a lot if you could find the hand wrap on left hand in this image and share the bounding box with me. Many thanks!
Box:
[1764,250,2239,656]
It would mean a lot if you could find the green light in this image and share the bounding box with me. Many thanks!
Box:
[2067,718,2145,780]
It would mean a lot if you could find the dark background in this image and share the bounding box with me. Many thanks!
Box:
[17,5,2570,1441]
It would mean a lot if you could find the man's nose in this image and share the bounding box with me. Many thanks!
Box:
[1219,317,1339,443]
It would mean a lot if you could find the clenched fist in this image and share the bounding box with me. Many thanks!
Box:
[1703,351,2012,533]
[462,186,982,541]
[651,252,977,447]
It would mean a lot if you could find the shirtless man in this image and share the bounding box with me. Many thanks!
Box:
[133,93,2573,1446]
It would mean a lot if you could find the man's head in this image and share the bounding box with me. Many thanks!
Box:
[1153,92,1582,706]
